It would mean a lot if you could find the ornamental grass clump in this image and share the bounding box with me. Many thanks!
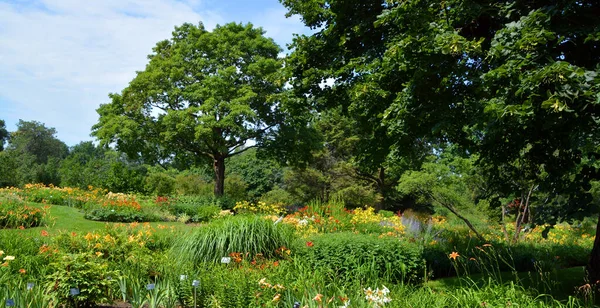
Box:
[172,215,295,264]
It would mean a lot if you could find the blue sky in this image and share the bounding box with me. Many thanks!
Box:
[0,0,310,146]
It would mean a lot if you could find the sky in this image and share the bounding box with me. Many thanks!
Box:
[0,0,311,146]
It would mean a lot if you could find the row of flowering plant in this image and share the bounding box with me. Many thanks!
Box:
[0,195,48,229]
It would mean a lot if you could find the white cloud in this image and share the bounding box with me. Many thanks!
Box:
[0,0,308,146]
[0,0,223,145]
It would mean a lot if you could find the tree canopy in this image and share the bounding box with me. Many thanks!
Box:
[93,22,314,196]
[282,0,600,280]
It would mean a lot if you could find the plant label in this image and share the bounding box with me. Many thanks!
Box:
[180,274,187,281]
[192,280,200,287]
[146,283,155,290]
[5,299,15,306]
[220,257,231,264]
[27,283,34,290]
[70,288,80,296]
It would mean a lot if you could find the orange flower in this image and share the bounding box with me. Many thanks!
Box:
[19,268,26,274]
[306,241,314,247]
[273,261,279,267]
[71,232,77,237]
[313,293,323,302]
[18,226,25,230]
[482,244,492,247]
[449,252,460,260]
[41,230,49,237]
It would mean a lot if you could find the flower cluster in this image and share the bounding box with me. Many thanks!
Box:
[364,285,391,307]
[234,201,285,215]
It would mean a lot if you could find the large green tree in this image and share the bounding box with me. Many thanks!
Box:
[283,0,600,280]
[2,120,68,186]
[93,22,309,196]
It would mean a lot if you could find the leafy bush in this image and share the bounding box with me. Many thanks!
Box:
[259,187,297,207]
[44,252,117,307]
[172,216,295,264]
[84,208,161,222]
[294,232,425,283]
[171,195,235,211]
[145,172,176,196]
[174,175,213,196]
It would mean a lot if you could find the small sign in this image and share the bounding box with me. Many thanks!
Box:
[106,276,112,281]
[70,288,80,296]
[146,283,155,290]
[27,283,35,290]
[220,257,231,264]
[5,299,15,306]
[192,280,200,287]
[293,302,300,308]
[180,274,187,281]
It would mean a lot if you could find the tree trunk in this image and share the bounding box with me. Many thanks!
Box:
[374,168,385,210]
[213,156,225,197]
[587,214,600,284]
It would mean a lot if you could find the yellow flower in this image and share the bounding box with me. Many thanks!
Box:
[272,294,281,302]
[0,250,4,256]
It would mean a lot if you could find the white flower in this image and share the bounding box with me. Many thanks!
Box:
[339,299,350,308]
[3,256,15,261]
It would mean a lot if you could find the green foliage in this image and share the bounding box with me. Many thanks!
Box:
[172,215,295,264]
[44,252,117,307]
[145,169,176,196]
[224,174,248,202]
[171,195,235,212]
[296,232,424,284]
[167,200,220,223]
[259,187,297,207]
[226,149,284,199]
[0,119,8,152]
[84,208,161,223]
[0,151,19,187]
[173,174,213,196]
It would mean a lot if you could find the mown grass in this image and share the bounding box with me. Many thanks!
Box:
[1,202,191,237]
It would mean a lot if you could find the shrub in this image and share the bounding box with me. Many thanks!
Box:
[44,252,118,307]
[294,232,424,284]
[167,196,226,223]
[259,187,296,207]
[172,216,295,264]
[174,175,213,196]
[145,172,176,196]
[84,208,161,222]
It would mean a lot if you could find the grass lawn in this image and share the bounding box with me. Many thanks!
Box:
[1,202,192,237]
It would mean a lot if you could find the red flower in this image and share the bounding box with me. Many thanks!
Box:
[306,241,314,247]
